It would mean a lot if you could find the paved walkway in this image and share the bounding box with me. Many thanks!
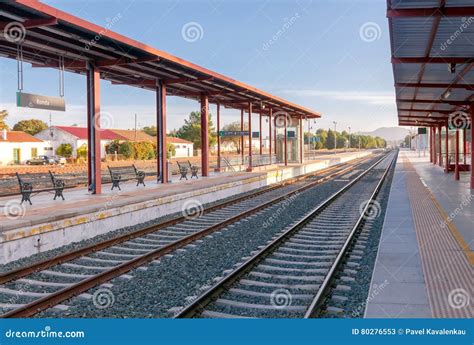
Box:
[366,150,473,318]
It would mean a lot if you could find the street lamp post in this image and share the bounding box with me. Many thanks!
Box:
[333,121,337,154]
[348,126,351,150]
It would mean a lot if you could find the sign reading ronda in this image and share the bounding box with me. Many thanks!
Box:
[219,130,249,137]
[16,92,66,111]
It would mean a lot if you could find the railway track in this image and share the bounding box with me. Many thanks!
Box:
[175,151,396,318]
[0,153,380,318]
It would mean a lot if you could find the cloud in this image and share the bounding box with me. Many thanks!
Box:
[281,89,395,106]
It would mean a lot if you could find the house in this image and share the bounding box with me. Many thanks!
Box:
[167,137,194,158]
[35,126,125,158]
[0,130,48,165]
[109,129,155,142]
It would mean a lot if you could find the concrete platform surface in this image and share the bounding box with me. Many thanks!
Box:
[366,150,473,319]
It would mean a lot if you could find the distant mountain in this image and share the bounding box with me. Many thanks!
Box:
[360,127,409,142]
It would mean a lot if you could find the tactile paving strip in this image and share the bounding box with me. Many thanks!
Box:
[402,154,473,318]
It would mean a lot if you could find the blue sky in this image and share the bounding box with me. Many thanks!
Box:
[0,0,397,134]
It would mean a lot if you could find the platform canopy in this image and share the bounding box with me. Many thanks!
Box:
[0,0,321,119]
[387,0,474,127]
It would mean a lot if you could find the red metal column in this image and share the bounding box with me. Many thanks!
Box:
[284,116,288,166]
[240,108,244,162]
[269,108,272,163]
[432,127,437,165]
[200,93,209,176]
[455,128,460,180]
[86,62,102,194]
[299,116,303,164]
[273,116,277,157]
[463,128,467,165]
[156,80,167,183]
[429,127,433,163]
[471,106,474,189]
[216,103,221,171]
[438,125,442,167]
[247,102,253,172]
[445,123,449,173]
[259,112,263,156]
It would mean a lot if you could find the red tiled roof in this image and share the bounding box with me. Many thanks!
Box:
[56,126,125,140]
[167,137,193,144]
[0,131,43,143]
[110,129,155,142]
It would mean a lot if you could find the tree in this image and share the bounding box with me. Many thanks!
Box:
[0,110,9,130]
[76,144,88,158]
[220,121,248,153]
[13,119,48,135]
[56,143,73,157]
[326,129,336,149]
[175,111,216,150]
[167,142,176,159]
[143,126,157,136]
[118,141,134,159]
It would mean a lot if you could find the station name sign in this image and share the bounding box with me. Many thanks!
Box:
[219,130,249,137]
[17,92,66,111]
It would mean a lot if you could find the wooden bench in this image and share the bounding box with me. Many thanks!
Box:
[176,161,199,180]
[107,164,146,190]
[16,171,66,205]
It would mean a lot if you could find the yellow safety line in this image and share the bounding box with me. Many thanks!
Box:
[429,192,474,266]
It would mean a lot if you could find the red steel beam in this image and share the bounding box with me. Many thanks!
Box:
[165,77,213,85]
[269,107,272,159]
[156,80,167,183]
[247,102,253,171]
[86,63,102,194]
[240,109,244,162]
[216,103,221,171]
[438,125,443,167]
[398,99,473,105]
[259,112,263,155]
[387,7,474,17]
[95,56,159,68]
[392,57,474,64]
[455,128,460,180]
[445,122,449,174]
[0,17,58,31]
[396,83,474,91]
[200,93,209,176]
[471,106,474,189]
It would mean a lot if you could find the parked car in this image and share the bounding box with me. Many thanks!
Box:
[50,155,67,165]
[26,155,56,165]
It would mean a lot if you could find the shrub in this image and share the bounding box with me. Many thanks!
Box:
[56,143,73,157]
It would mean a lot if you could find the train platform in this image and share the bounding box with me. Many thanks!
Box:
[365,150,473,319]
[0,150,372,264]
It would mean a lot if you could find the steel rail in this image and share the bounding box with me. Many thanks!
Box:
[303,151,396,318]
[1,155,378,318]
[175,151,395,318]
[0,156,370,286]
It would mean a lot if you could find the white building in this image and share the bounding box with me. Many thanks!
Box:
[167,137,194,158]
[0,130,48,166]
[35,126,123,158]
